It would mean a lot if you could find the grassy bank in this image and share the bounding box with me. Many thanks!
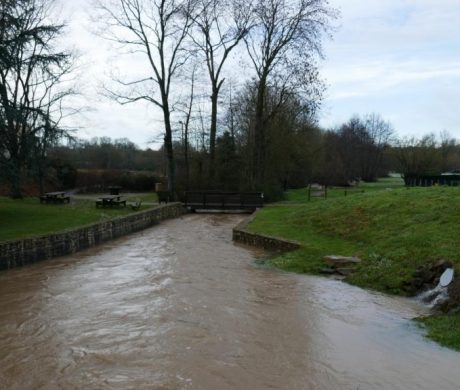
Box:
[0,194,158,242]
[418,314,460,350]
[248,179,460,350]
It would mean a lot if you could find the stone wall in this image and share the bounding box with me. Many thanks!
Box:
[0,203,185,270]
[232,212,301,252]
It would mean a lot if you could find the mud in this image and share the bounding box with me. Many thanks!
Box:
[0,214,459,389]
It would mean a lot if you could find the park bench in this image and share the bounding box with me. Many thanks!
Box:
[40,191,71,204]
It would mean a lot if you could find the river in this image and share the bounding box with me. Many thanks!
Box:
[0,214,459,389]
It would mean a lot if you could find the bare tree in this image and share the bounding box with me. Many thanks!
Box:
[362,113,394,181]
[31,82,79,195]
[0,0,74,197]
[188,0,253,180]
[244,0,335,188]
[394,134,441,179]
[176,66,198,189]
[96,0,196,199]
[439,130,457,172]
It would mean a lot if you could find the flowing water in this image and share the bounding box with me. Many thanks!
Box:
[1,214,460,389]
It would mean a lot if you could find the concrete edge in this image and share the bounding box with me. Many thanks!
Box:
[0,203,185,270]
[232,209,301,253]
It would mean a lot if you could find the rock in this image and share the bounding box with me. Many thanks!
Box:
[336,268,356,276]
[323,255,361,268]
[320,268,336,275]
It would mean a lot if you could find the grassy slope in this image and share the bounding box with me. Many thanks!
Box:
[0,196,157,242]
[417,314,460,350]
[248,179,460,350]
[136,193,159,203]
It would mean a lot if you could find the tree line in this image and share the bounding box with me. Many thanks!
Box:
[48,118,460,200]
[1,0,458,199]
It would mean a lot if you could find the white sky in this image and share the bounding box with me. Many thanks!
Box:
[58,0,460,148]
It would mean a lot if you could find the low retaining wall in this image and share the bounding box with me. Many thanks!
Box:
[0,203,185,270]
[232,212,301,252]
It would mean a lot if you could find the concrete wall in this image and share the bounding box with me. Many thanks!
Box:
[0,203,185,270]
[232,212,301,252]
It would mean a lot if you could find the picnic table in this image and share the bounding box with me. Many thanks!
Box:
[96,195,126,208]
[40,191,71,204]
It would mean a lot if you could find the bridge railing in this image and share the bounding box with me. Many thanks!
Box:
[185,191,264,212]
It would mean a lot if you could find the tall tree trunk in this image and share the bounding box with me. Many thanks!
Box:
[38,170,45,195]
[184,71,195,191]
[162,100,176,200]
[184,124,190,190]
[209,87,219,183]
[253,77,267,190]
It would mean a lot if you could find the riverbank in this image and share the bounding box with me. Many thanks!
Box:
[245,184,460,350]
[0,202,184,270]
[0,193,158,242]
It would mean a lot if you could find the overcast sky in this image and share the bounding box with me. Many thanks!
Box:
[58,0,460,148]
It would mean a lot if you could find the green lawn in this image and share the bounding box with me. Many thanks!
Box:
[248,178,460,350]
[135,192,159,203]
[280,175,405,204]
[0,196,157,242]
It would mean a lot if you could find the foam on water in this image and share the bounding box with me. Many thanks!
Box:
[417,283,449,307]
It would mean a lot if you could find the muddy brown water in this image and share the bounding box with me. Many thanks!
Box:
[1,214,460,389]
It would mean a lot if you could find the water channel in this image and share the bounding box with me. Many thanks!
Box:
[1,214,460,389]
